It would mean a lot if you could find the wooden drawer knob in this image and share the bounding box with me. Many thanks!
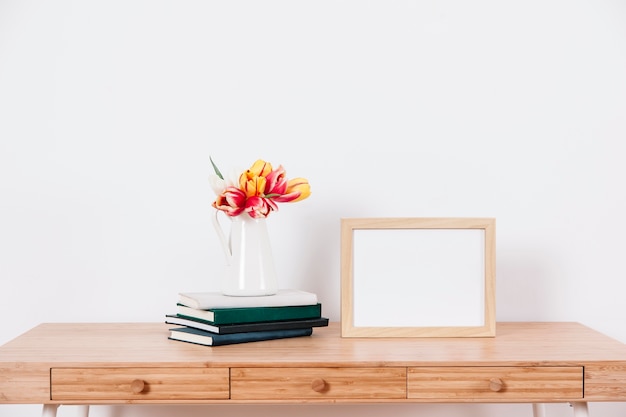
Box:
[311,378,327,393]
[489,378,504,392]
[130,379,146,394]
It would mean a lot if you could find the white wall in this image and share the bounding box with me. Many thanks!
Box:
[1,1,625,416]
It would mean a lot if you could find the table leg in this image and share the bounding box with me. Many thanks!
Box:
[41,404,89,417]
[532,403,546,417]
[41,404,59,417]
[571,402,589,417]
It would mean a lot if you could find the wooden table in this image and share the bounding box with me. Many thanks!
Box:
[2,322,626,417]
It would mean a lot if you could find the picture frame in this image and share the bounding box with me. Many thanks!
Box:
[340,217,496,338]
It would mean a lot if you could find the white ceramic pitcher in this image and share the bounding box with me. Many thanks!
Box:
[211,211,278,296]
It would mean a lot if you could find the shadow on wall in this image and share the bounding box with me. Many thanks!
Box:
[496,247,561,321]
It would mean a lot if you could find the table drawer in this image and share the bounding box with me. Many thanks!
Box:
[51,367,229,401]
[231,367,406,400]
[408,366,583,401]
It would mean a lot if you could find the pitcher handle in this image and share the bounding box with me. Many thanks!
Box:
[211,210,232,265]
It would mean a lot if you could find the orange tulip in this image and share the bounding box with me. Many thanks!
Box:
[274,177,311,203]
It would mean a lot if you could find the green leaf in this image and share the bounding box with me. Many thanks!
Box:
[209,156,224,180]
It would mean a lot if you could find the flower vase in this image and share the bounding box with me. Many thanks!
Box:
[211,211,278,296]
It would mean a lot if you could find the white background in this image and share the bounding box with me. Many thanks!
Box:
[1,1,625,416]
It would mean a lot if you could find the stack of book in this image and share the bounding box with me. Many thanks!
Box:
[166,289,329,346]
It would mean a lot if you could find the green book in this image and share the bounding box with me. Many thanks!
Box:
[165,314,329,335]
[168,326,313,346]
[176,303,322,325]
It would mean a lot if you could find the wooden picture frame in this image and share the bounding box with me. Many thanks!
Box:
[340,217,496,338]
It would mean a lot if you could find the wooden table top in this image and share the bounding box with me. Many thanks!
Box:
[2,321,626,368]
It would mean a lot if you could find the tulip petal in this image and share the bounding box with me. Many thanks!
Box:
[249,159,273,177]
[211,158,309,218]
[245,196,272,218]
[209,175,226,196]
[213,186,247,216]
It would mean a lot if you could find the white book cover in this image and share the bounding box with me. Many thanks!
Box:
[178,289,318,310]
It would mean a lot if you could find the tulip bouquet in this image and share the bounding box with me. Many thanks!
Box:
[209,157,311,219]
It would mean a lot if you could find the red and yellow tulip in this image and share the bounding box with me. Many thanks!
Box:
[210,158,311,218]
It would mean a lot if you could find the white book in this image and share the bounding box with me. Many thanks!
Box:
[177,289,318,310]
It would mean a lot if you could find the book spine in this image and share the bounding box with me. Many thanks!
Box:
[212,328,313,346]
[216,318,328,334]
[211,303,321,325]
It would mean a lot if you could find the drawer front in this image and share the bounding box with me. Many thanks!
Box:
[51,367,229,401]
[408,366,583,401]
[584,364,626,400]
[231,367,406,400]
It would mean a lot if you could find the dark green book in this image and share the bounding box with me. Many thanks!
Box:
[176,303,322,325]
[168,326,313,346]
[165,314,329,334]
